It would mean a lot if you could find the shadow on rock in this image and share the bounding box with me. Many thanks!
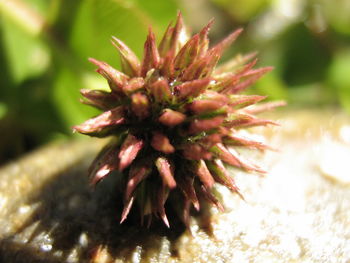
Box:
[2,155,186,262]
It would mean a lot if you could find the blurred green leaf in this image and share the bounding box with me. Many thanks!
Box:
[281,24,331,86]
[0,103,7,120]
[69,0,178,68]
[52,67,99,131]
[1,17,50,85]
[211,0,269,22]
[328,49,350,112]
[254,71,288,100]
[318,0,350,35]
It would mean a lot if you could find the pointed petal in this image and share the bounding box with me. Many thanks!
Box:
[206,159,243,198]
[170,11,186,53]
[131,92,150,119]
[228,95,267,109]
[149,78,172,102]
[126,162,151,201]
[174,34,200,72]
[80,89,119,110]
[198,19,214,56]
[177,175,200,211]
[182,199,191,228]
[214,51,257,74]
[72,106,125,136]
[158,22,174,57]
[209,28,243,56]
[174,78,211,100]
[111,36,141,77]
[181,28,242,82]
[158,109,186,127]
[210,143,266,173]
[199,185,224,212]
[155,157,176,189]
[196,160,215,189]
[210,143,241,167]
[141,28,161,77]
[157,184,170,228]
[228,67,273,94]
[225,113,278,129]
[189,116,225,134]
[226,147,266,173]
[244,100,287,114]
[213,59,258,92]
[223,133,273,150]
[181,55,211,81]
[88,145,119,185]
[88,58,128,93]
[151,132,175,154]
[120,196,135,223]
[118,134,144,171]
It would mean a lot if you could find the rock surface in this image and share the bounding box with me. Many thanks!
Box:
[0,109,349,263]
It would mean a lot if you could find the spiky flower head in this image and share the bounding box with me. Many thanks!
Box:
[73,13,284,227]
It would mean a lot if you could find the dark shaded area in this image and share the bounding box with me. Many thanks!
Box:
[282,23,332,86]
[0,155,186,262]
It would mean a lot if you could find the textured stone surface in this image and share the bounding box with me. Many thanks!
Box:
[0,110,349,263]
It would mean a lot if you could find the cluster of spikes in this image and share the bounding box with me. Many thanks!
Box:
[73,13,284,228]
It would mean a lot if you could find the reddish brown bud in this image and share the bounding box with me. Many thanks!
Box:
[189,116,225,134]
[80,89,118,110]
[122,77,145,95]
[131,92,150,119]
[73,106,125,136]
[151,132,175,154]
[182,144,212,160]
[118,134,144,171]
[149,78,172,102]
[88,58,128,93]
[188,99,225,114]
[158,109,186,127]
[174,78,211,100]
[155,157,176,189]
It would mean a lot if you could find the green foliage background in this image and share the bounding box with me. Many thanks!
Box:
[0,0,349,164]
